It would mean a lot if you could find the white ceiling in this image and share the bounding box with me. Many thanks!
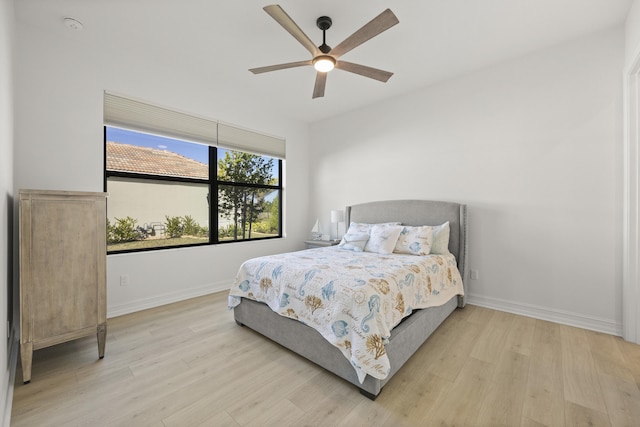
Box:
[15,0,633,123]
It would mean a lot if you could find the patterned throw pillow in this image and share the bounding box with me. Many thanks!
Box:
[341,222,374,237]
[430,221,451,254]
[340,222,401,246]
[365,224,403,254]
[393,225,434,256]
[338,233,370,252]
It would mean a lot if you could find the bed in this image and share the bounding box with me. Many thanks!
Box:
[229,199,467,399]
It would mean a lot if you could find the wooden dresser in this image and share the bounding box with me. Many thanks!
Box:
[19,189,107,383]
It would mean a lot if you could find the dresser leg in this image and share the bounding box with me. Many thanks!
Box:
[97,323,107,359]
[20,342,33,384]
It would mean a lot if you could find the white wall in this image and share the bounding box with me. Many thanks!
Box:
[14,22,311,317]
[623,0,640,343]
[626,0,640,64]
[0,0,14,423]
[107,179,210,229]
[310,28,624,335]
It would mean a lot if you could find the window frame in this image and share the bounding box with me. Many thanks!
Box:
[104,126,283,254]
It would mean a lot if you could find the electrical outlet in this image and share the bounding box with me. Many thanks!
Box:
[470,269,479,280]
[120,275,130,286]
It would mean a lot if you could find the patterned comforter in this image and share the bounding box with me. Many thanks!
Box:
[228,247,464,383]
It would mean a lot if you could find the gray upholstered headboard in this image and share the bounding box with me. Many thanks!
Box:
[346,200,468,306]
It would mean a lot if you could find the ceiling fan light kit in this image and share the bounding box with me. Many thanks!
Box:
[250,4,399,99]
[313,55,335,72]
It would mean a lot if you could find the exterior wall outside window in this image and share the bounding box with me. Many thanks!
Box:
[106,178,211,229]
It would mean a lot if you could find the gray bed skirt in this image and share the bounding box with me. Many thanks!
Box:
[234,295,459,398]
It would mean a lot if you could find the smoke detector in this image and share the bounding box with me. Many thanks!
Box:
[63,17,84,31]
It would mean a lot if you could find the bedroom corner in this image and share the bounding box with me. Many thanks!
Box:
[623,0,640,344]
[0,0,16,424]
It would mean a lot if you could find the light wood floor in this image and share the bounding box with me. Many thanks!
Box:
[11,292,640,426]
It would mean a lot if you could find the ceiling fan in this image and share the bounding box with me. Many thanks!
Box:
[249,5,399,99]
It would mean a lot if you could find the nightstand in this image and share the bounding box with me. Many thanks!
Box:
[304,239,340,249]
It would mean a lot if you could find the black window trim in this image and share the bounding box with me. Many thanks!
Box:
[104,126,283,254]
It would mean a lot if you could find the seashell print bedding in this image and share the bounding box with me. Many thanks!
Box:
[228,246,464,383]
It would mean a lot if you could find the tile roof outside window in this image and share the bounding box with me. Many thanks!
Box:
[106,141,208,179]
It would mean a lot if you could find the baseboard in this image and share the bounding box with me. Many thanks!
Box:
[107,280,231,318]
[2,325,18,427]
[466,294,623,336]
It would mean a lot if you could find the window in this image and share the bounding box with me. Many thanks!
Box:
[105,129,283,253]
[217,148,281,242]
[103,93,285,253]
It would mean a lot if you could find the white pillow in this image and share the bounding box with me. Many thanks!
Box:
[393,225,434,256]
[338,233,369,252]
[365,224,403,254]
[340,222,401,247]
[430,221,451,254]
[342,221,401,237]
[342,222,374,237]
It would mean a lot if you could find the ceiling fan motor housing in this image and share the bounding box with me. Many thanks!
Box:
[316,16,332,31]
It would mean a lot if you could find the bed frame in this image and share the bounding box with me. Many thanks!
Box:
[233,199,468,399]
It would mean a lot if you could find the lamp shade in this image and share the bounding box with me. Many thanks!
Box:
[330,210,344,223]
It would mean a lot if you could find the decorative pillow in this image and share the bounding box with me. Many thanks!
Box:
[342,222,374,237]
[342,221,401,237]
[430,221,451,254]
[393,225,434,256]
[365,224,403,254]
[338,233,369,252]
[340,222,401,247]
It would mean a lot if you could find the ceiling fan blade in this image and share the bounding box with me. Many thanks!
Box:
[312,72,327,99]
[329,9,399,58]
[249,60,312,74]
[264,5,321,57]
[335,61,393,82]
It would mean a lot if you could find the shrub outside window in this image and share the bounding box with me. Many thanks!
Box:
[105,126,282,253]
